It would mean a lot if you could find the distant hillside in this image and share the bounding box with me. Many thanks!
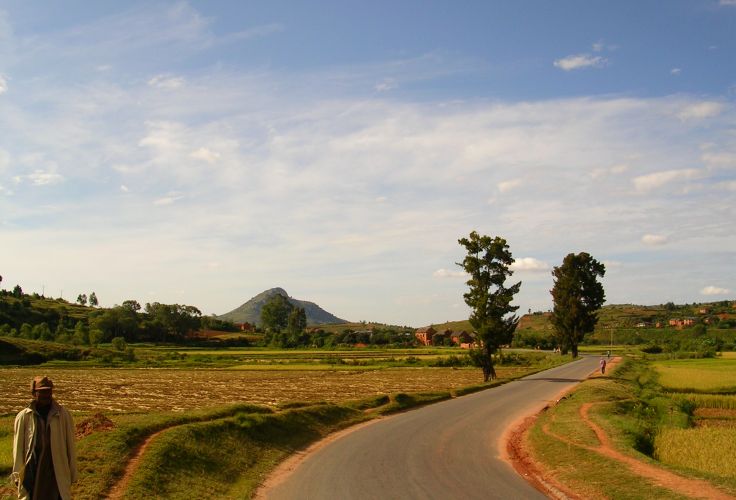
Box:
[218,288,348,326]
[425,300,736,337]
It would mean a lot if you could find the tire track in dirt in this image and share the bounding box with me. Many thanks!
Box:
[106,428,167,500]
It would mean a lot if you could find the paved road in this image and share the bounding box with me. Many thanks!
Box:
[264,356,601,500]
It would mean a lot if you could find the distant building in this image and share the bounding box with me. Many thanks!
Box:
[414,327,436,346]
[236,322,255,332]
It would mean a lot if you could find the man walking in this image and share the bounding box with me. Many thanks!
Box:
[12,376,77,500]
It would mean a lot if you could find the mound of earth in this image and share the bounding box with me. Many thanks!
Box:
[76,412,114,438]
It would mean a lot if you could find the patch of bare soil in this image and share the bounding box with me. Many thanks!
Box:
[75,412,114,439]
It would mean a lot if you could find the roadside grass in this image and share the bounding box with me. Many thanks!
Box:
[528,358,736,498]
[123,403,367,499]
[528,380,689,499]
[72,404,270,499]
[652,358,736,393]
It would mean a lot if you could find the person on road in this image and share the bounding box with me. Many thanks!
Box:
[599,357,607,375]
[12,376,77,500]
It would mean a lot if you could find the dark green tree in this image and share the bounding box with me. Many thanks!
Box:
[260,294,294,333]
[143,303,202,341]
[76,294,88,306]
[287,307,307,335]
[122,300,141,312]
[457,231,521,381]
[550,252,606,358]
[12,285,22,298]
[89,292,99,307]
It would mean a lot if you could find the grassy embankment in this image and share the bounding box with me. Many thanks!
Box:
[0,351,566,499]
[527,356,736,498]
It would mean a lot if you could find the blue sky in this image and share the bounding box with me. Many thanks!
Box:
[0,1,734,326]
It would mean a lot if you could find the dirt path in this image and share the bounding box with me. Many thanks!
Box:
[508,356,734,500]
[106,428,167,500]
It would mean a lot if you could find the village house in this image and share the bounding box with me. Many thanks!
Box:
[236,322,255,332]
[450,330,473,345]
[414,327,436,346]
[668,318,696,328]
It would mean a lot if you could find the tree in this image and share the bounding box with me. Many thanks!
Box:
[287,307,307,336]
[260,293,294,333]
[12,285,22,298]
[89,292,99,307]
[121,300,141,312]
[550,252,606,358]
[76,294,88,306]
[457,231,521,381]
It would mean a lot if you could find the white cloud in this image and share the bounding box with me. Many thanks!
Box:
[498,178,523,193]
[701,286,730,295]
[0,74,7,95]
[120,185,129,192]
[510,258,550,273]
[719,0,736,6]
[670,68,681,75]
[148,74,185,90]
[553,54,607,71]
[375,78,397,92]
[153,194,184,206]
[676,101,724,121]
[592,42,604,52]
[433,268,467,279]
[27,170,64,186]
[632,168,700,192]
[190,147,220,163]
[717,181,736,191]
[641,234,668,246]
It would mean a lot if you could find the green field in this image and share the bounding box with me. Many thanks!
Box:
[653,358,736,392]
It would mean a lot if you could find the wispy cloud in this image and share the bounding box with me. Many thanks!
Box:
[433,268,468,279]
[719,0,736,6]
[675,101,724,121]
[0,74,7,95]
[701,285,730,295]
[554,54,607,71]
[641,234,668,246]
[148,74,185,90]
[633,169,700,192]
[498,178,523,193]
[510,258,550,273]
[670,68,682,75]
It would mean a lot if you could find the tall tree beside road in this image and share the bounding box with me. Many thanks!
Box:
[550,252,606,358]
[457,231,521,381]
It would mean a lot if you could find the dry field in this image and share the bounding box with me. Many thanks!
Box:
[0,366,521,414]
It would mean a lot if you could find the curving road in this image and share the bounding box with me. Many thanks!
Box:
[263,355,601,500]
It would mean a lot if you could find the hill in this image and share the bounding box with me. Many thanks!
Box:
[218,288,348,326]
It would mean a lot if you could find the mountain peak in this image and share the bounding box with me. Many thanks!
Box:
[218,288,347,326]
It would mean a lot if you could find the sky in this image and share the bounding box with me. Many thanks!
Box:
[0,1,734,327]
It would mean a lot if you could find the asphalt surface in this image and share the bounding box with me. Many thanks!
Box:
[264,355,601,500]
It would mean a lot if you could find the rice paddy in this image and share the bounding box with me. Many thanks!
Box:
[652,358,736,392]
[655,427,736,478]
[0,366,526,414]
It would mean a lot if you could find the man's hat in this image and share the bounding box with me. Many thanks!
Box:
[31,376,53,392]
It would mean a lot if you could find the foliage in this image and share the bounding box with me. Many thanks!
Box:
[260,293,294,333]
[550,252,606,357]
[457,231,521,381]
